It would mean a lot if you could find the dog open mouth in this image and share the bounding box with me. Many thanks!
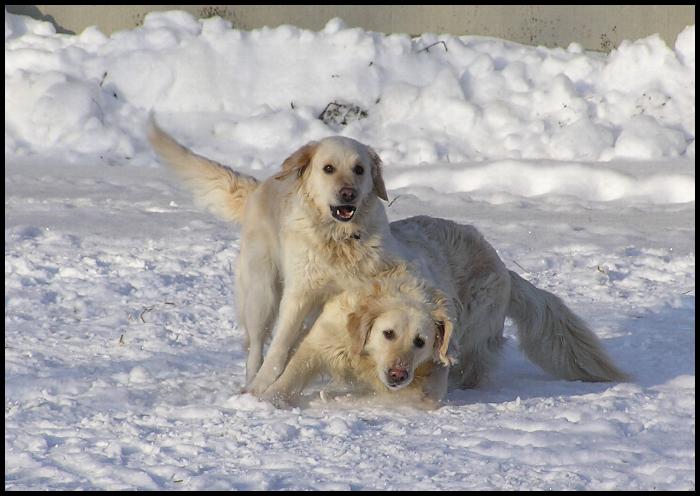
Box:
[330,205,356,222]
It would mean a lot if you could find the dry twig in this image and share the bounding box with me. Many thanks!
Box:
[417,41,448,53]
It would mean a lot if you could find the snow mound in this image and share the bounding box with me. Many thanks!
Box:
[388,160,694,203]
[4,10,696,170]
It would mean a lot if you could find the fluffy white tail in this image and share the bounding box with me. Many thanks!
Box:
[507,271,629,382]
[147,116,259,223]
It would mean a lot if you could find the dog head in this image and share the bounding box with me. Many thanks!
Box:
[274,136,388,224]
[346,272,454,391]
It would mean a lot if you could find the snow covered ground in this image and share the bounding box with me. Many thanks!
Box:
[5,10,695,490]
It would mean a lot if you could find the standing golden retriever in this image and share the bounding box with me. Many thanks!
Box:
[262,216,629,408]
[148,118,400,396]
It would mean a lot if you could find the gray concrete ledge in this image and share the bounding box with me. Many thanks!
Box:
[5,5,695,51]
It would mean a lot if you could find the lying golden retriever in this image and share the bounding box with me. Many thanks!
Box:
[262,216,629,408]
[261,263,455,409]
[148,118,401,396]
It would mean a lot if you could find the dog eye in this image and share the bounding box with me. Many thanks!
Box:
[414,336,425,348]
[323,164,335,174]
[383,329,395,340]
[353,164,364,175]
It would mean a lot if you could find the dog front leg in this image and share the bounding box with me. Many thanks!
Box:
[262,337,323,407]
[420,364,449,407]
[245,289,316,396]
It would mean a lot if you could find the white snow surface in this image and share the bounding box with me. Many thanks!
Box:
[4,10,695,490]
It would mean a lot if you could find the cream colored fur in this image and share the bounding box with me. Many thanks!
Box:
[262,264,455,409]
[148,118,399,396]
[264,216,628,408]
[148,121,258,223]
[148,120,627,407]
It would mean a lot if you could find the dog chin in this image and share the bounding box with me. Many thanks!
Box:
[381,375,414,392]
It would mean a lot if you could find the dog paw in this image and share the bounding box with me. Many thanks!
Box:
[244,377,274,398]
[246,366,285,397]
[260,388,295,409]
[417,397,443,410]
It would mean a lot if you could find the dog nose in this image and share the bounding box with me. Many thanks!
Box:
[339,187,357,203]
[388,367,408,385]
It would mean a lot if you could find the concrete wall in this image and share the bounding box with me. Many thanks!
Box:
[6,5,695,52]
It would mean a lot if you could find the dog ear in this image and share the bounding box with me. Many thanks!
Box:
[367,146,388,201]
[274,141,319,181]
[433,319,454,366]
[430,290,455,366]
[347,301,375,355]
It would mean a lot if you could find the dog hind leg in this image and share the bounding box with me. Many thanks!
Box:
[237,247,281,386]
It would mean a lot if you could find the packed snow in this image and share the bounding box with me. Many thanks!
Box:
[4,9,695,490]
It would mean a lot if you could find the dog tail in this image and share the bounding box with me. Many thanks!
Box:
[147,116,259,223]
[506,270,629,382]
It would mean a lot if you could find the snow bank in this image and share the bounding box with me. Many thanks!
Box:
[4,10,695,172]
[388,159,694,204]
